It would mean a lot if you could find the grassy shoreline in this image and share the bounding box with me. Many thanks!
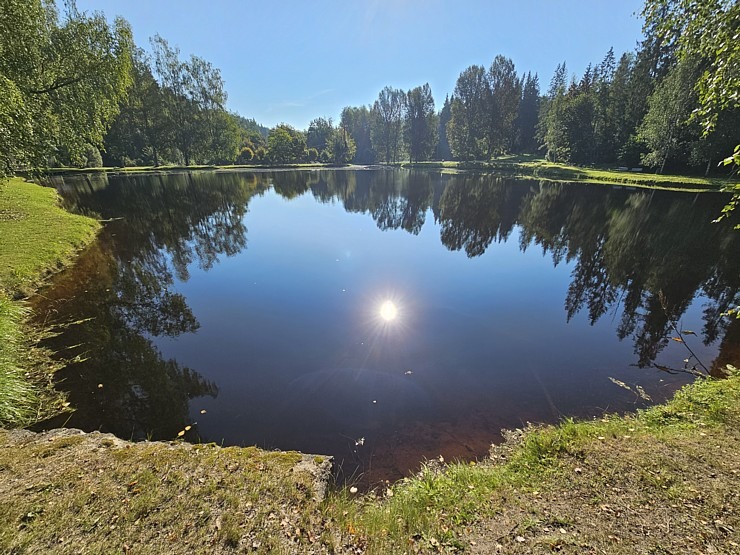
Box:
[0,178,100,425]
[1,172,738,553]
[403,155,736,191]
[26,156,738,192]
[1,369,737,553]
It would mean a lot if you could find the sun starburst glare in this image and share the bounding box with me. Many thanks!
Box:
[379,300,398,322]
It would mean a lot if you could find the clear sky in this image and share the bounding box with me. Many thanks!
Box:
[75,0,646,130]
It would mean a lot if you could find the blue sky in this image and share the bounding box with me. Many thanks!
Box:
[76,0,646,130]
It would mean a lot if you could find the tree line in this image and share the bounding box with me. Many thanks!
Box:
[0,0,736,175]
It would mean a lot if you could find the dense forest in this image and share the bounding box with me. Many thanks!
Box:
[0,0,737,175]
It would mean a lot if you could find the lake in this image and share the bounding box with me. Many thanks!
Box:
[34,169,740,485]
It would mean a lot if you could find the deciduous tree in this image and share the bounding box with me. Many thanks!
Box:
[447,65,489,160]
[371,86,406,163]
[0,0,133,174]
[405,84,438,162]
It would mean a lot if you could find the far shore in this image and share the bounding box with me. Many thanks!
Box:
[25,155,737,193]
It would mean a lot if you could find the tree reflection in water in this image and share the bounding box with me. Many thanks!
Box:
[35,169,738,470]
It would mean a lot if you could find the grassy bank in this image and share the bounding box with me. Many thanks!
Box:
[328,367,740,554]
[0,178,100,296]
[404,155,736,191]
[0,178,100,425]
[1,369,737,553]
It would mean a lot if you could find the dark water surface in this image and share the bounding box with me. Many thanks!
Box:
[35,169,740,484]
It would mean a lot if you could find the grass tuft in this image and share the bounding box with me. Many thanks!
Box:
[0,297,37,425]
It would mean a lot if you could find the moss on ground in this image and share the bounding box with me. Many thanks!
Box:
[0,430,331,554]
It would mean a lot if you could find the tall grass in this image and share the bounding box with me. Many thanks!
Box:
[0,295,38,425]
[0,178,98,425]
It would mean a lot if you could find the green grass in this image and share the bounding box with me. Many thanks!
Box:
[29,158,738,192]
[0,178,100,296]
[0,298,37,425]
[325,367,740,553]
[403,155,736,191]
[2,368,737,553]
[0,177,100,427]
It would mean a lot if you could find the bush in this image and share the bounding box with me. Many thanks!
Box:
[307,148,319,163]
[237,147,254,164]
[82,144,103,168]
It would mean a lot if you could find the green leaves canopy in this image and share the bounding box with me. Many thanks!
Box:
[0,0,133,174]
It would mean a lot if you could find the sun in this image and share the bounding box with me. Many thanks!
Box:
[379,300,398,321]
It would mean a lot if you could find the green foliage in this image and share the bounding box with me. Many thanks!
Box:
[487,55,521,156]
[254,146,267,162]
[236,146,254,164]
[267,124,306,164]
[371,86,406,163]
[341,105,375,164]
[435,95,453,159]
[405,84,438,162]
[641,0,740,214]
[327,127,356,164]
[642,0,739,133]
[149,35,240,166]
[516,72,540,153]
[307,117,333,153]
[446,57,522,160]
[447,65,489,160]
[81,144,103,168]
[0,0,133,175]
[638,57,702,171]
